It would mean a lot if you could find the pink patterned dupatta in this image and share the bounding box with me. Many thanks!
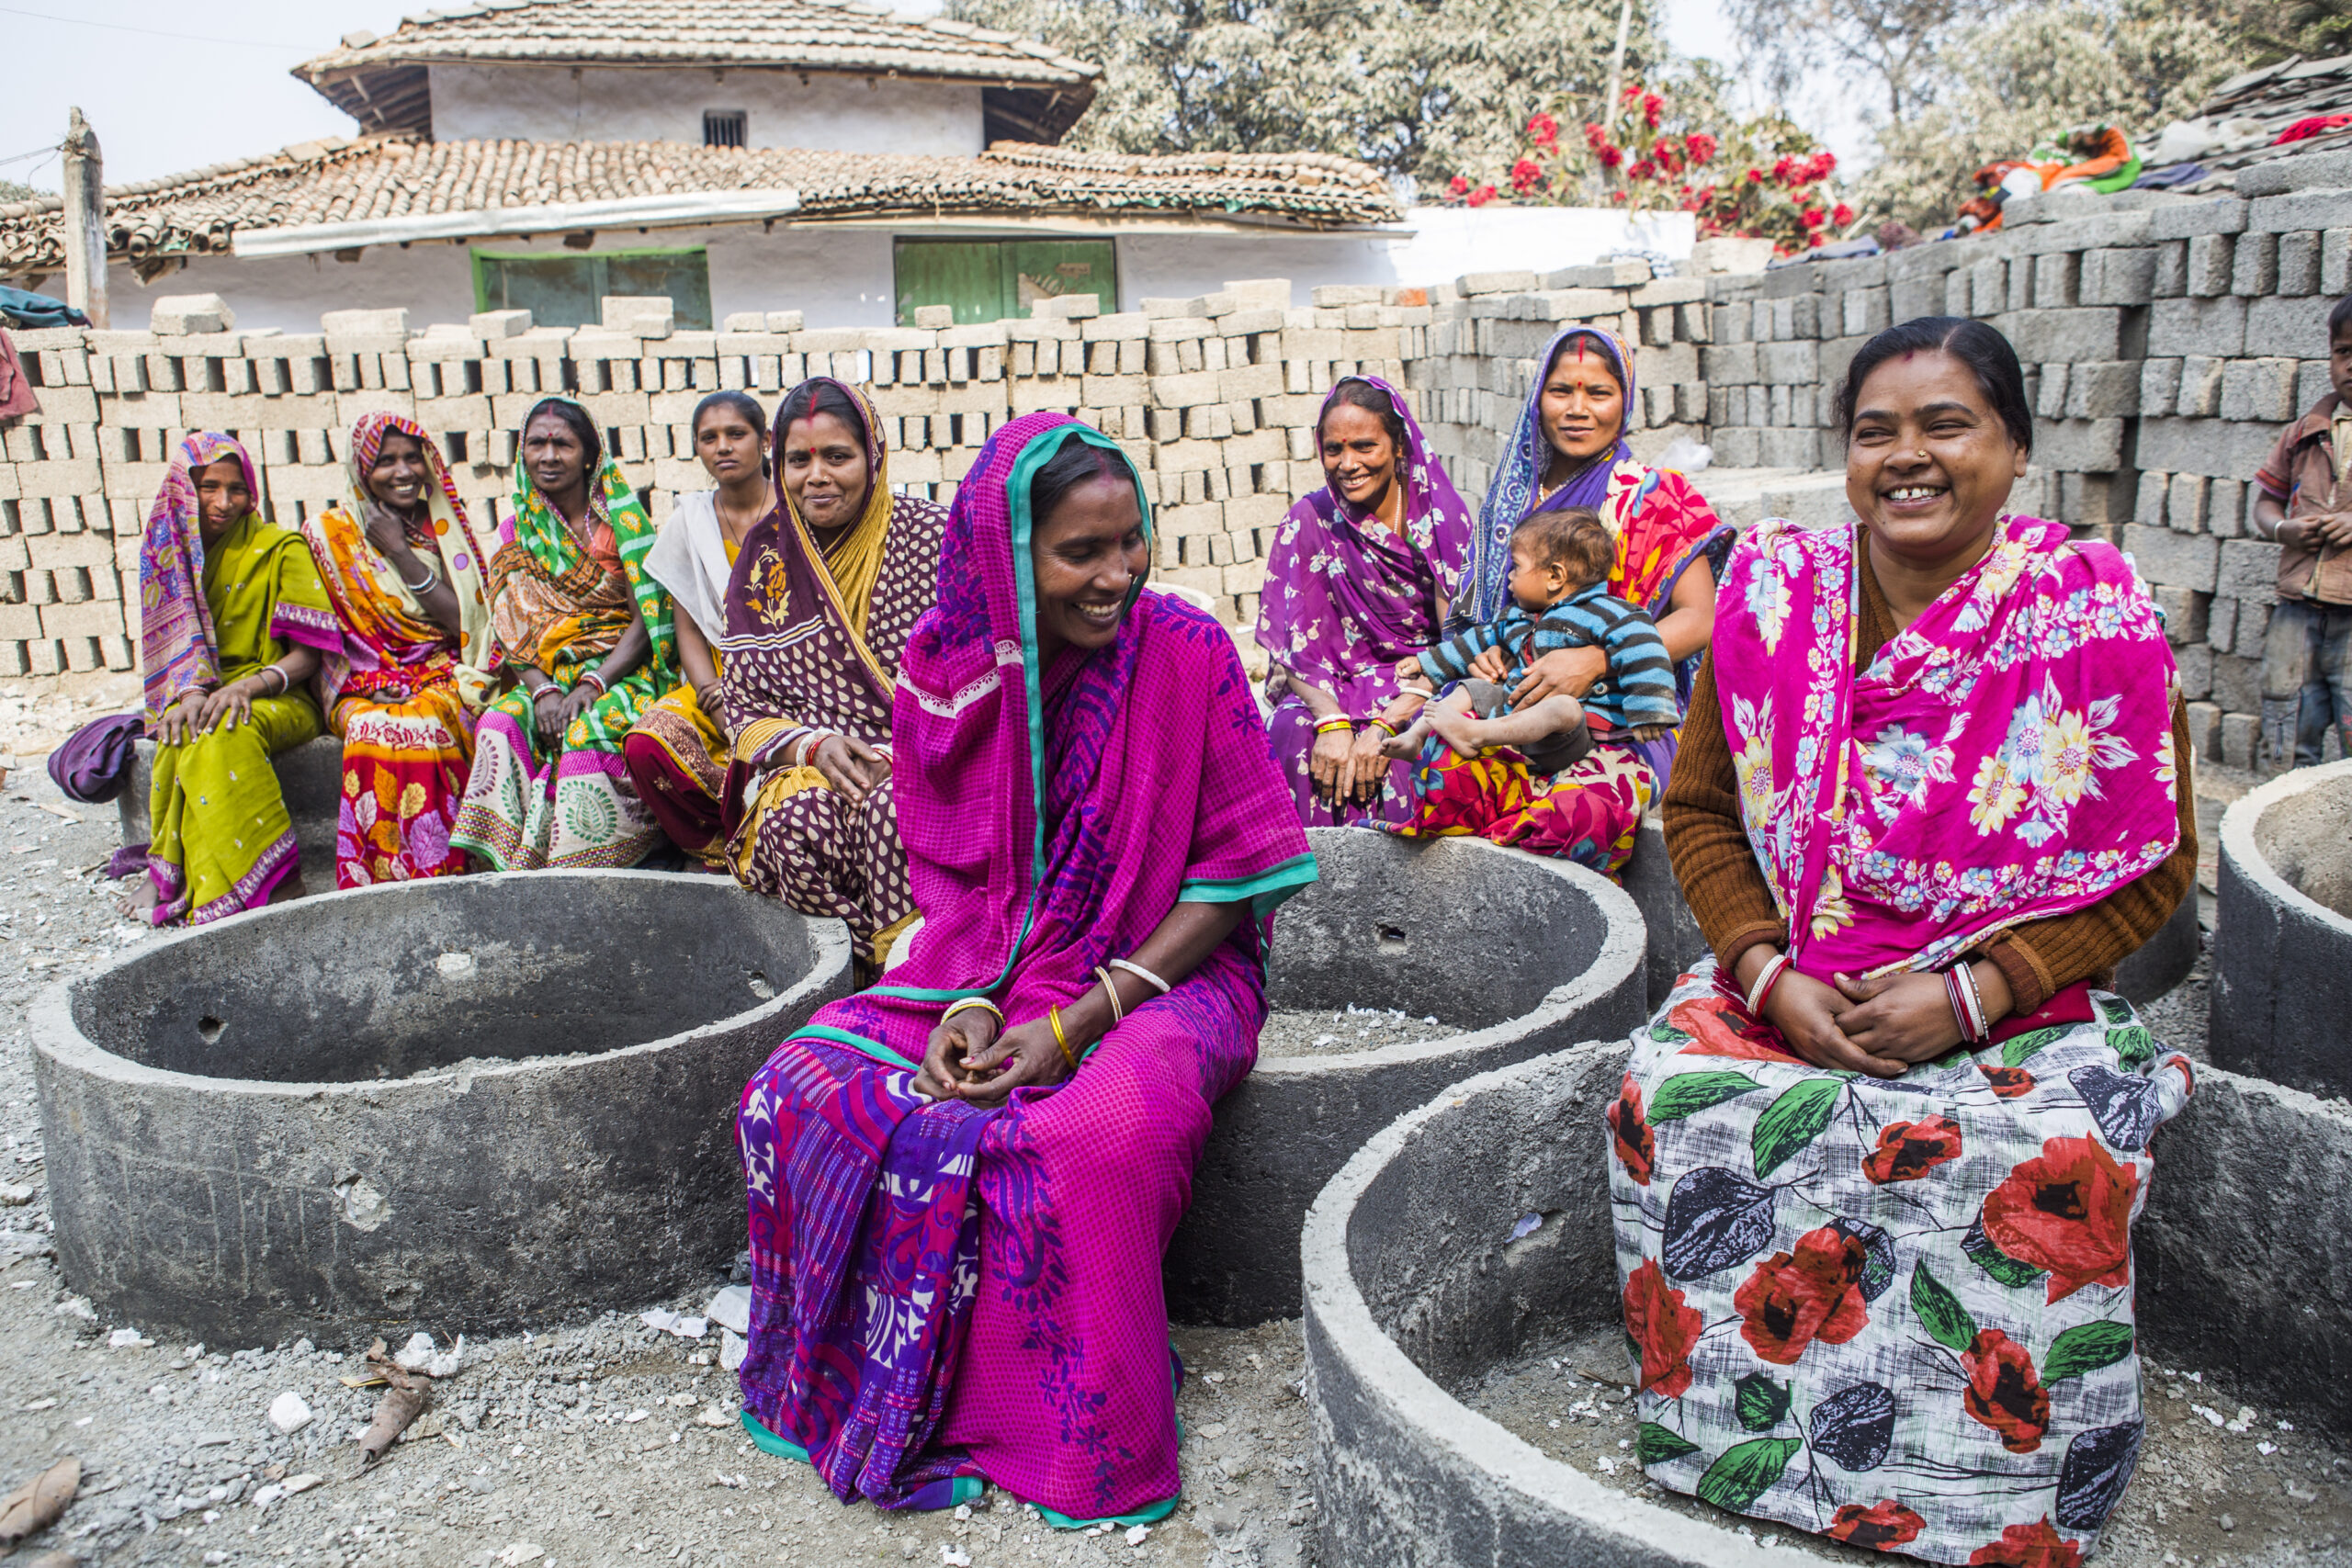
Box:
[1713,514,2180,981]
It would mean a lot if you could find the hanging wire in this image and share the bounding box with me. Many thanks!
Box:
[0,5,305,49]
[0,144,60,167]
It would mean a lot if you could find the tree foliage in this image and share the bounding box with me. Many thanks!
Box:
[0,179,37,205]
[944,0,1668,187]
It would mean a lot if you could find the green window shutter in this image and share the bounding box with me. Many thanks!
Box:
[1003,241,1116,315]
[894,238,1118,325]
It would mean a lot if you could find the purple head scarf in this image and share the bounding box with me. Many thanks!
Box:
[1255,377,1474,720]
[1468,326,1639,622]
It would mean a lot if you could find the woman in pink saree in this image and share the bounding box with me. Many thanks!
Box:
[733,412,1317,1523]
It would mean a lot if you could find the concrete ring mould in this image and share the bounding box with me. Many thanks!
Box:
[1304,1032,2352,1567]
[2210,756,2352,1098]
[1166,827,1648,1326]
[32,869,854,1348]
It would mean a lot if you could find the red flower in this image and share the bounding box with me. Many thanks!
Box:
[1772,155,1795,181]
[1805,232,1824,247]
[1642,91,1663,128]
[1585,121,1608,149]
[1809,151,1839,179]
[1623,1258,1702,1398]
[1832,202,1855,227]
[1826,1500,1928,1551]
[1597,144,1623,169]
[1962,1328,2052,1453]
[1861,1115,1963,1184]
[1968,1517,2084,1568]
[1610,189,1627,203]
[1467,184,1497,208]
[1981,1135,2138,1303]
[1733,1226,1870,1365]
[1801,207,1827,230]
[1980,1065,2035,1098]
[1687,131,1718,164]
[1448,174,1470,196]
[1608,1072,1655,1184]
[1510,157,1546,194]
[1528,112,1559,147]
[1745,166,1764,184]
[1627,158,1657,182]
[1668,998,1790,1060]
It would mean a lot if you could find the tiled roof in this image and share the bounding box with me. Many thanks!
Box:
[2186,51,2352,175]
[0,137,1398,276]
[295,0,1099,142]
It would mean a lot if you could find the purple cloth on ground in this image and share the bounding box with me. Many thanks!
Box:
[48,712,145,804]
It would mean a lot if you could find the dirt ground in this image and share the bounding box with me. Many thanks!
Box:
[0,763,2305,1568]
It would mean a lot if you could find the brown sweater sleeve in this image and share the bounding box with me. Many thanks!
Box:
[1659,542,2197,1016]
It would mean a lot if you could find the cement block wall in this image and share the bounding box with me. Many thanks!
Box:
[0,164,2342,771]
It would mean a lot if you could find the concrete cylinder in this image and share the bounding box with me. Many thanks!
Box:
[2210,757,2352,1097]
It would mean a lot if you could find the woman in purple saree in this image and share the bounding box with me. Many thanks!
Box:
[1257,377,1474,826]
[734,412,1316,1523]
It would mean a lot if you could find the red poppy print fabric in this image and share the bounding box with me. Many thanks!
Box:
[1609,965,2193,1562]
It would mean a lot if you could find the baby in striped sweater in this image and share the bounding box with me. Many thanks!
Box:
[1382,507,1679,774]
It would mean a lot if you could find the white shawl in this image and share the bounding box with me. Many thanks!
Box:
[645,489,738,645]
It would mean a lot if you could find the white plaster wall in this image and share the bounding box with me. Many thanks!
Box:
[428,64,986,157]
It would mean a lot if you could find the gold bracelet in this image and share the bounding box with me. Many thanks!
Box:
[1313,716,1355,734]
[1047,1004,1079,1072]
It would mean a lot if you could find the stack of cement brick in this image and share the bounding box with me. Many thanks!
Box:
[1404,260,1712,500]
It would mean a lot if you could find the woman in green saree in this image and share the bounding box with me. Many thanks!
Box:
[136,433,340,925]
[450,397,678,870]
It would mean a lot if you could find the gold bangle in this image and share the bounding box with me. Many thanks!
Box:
[1048,1004,1079,1072]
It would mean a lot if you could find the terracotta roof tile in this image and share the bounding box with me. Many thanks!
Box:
[0,136,1398,276]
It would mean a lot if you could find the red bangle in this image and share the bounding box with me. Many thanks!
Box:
[1751,963,1789,1019]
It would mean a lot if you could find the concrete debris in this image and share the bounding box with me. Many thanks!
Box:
[694,1403,732,1428]
[0,1179,31,1205]
[104,1327,150,1348]
[392,1331,463,1377]
[640,1308,707,1339]
[706,1284,752,1336]
[720,1328,746,1372]
[1125,1524,1151,1544]
[266,1392,313,1434]
[496,1542,545,1565]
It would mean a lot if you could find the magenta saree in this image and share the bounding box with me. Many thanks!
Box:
[735,413,1317,1521]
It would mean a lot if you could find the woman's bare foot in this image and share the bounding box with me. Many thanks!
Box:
[115,875,161,922]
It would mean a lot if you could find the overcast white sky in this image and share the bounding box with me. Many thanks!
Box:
[1,0,1866,195]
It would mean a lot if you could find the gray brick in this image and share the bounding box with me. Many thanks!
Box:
[2152,241,2188,299]
[2138,414,2284,479]
[2035,418,2123,471]
[2219,358,2300,423]
[2218,538,2281,604]
[2237,601,2272,660]
[2064,361,2140,419]
[1844,288,1892,337]
[2123,524,2218,591]
[1760,427,1818,468]
[2187,233,2233,297]
[1712,426,1764,467]
[2249,188,2352,234]
[1760,340,1819,382]
[2215,653,2262,716]
[2007,261,2034,314]
[2326,230,2352,296]
[2077,247,2158,306]
[2148,297,2246,358]
[2178,356,2225,417]
[2151,586,2211,646]
[2141,357,2183,418]
[2302,359,2338,412]
[1943,269,1973,317]
[2135,470,2171,525]
[1820,334,1868,393]
[2036,364,2071,420]
[2245,294,2333,357]
[2208,478,2246,540]
[2184,697,2220,759]
[1790,294,1823,338]
[2007,307,2122,361]
[1970,260,2006,319]
[2207,596,2240,656]
[2033,253,2079,308]
[2179,650,2215,704]
[2148,198,2247,240]
[2231,231,2278,296]
[2168,473,2209,534]
[1891,275,1944,322]
[1701,343,1759,383]
[2278,231,2322,295]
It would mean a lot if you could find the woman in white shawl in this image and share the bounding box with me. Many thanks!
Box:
[623,391,772,865]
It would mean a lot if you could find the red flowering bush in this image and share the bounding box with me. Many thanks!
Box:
[1733,1225,1871,1365]
[1961,1328,2052,1452]
[1622,1258,1702,1398]
[1442,85,1847,256]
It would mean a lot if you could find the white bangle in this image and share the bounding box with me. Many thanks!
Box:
[1094,965,1125,1026]
[1108,957,1170,996]
[943,996,1003,1028]
[1744,953,1790,1017]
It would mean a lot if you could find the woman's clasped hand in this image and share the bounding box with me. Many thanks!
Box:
[1738,947,2015,1078]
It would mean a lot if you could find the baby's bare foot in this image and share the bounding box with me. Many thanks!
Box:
[1380,719,1430,761]
[1425,706,1489,758]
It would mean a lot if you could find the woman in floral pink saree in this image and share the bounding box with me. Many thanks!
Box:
[733,413,1316,1523]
